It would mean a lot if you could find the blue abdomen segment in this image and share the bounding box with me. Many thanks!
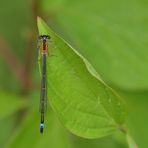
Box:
[40,123,44,133]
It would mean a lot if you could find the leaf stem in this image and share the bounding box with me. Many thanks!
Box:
[120,126,138,148]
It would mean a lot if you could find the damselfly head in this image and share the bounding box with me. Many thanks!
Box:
[39,35,50,41]
[38,35,50,54]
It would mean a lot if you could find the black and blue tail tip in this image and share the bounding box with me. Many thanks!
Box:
[40,123,44,134]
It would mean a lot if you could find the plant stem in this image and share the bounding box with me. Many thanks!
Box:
[120,126,138,148]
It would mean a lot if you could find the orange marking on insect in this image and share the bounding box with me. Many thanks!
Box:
[42,40,48,54]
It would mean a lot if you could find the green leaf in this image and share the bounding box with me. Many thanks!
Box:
[0,92,27,120]
[126,133,138,148]
[37,17,126,139]
[7,110,127,148]
[44,0,148,90]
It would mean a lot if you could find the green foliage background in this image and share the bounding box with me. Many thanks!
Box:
[0,0,147,148]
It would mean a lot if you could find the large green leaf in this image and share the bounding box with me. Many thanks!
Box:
[7,110,127,148]
[37,17,126,139]
[40,0,148,90]
[6,91,127,148]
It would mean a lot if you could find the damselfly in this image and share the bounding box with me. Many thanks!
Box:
[38,35,50,134]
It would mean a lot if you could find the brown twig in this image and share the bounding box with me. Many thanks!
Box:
[0,37,27,88]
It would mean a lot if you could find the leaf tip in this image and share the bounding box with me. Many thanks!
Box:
[37,16,42,24]
[37,16,48,35]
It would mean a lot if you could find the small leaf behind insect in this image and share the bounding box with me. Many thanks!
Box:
[37,17,126,139]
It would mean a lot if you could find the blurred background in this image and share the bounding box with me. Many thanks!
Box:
[0,0,147,147]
